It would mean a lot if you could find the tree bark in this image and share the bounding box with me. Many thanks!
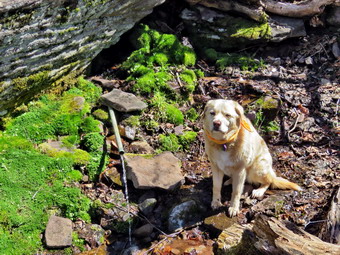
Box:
[217,214,340,255]
[253,214,340,255]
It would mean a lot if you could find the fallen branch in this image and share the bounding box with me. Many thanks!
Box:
[262,0,336,17]
[217,214,340,254]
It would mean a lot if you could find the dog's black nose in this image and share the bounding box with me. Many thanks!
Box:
[213,120,221,130]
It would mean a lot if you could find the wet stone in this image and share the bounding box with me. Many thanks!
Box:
[133,223,154,238]
[45,215,72,248]
[204,213,237,237]
[138,198,157,216]
[168,200,203,232]
[100,89,147,112]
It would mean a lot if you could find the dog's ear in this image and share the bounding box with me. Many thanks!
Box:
[200,102,210,122]
[200,100,214,122]
[234,101,245,118]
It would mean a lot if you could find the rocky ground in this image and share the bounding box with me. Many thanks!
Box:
[69,24,340,255]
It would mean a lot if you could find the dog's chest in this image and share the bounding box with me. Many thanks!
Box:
[207,143,253,172]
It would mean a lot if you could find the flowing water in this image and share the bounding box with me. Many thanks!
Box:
[120,154,132,245]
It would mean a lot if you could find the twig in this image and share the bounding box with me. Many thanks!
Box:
[305,219,328,228]
[288,108,300,139]
[32,187,42,199]
[112,203,167,236]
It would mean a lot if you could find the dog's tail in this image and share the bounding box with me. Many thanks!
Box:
[271,176,302,191]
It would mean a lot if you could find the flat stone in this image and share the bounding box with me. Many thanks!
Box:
[125,152,184,190]
[204,213,237,236]
[100,89,147,112]
[45,215,72,248]
[130,140,155,154]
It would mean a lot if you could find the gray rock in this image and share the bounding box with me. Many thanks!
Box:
[133,223,154,238]
[78,224,105,247]
[45,215,72,248]
[130,140,155,154]
[100,89,147,112]
[0,0,165,112]
[327,6,340,27]
[125,152,184,190]
[123,125,136,140]
[139,198,157,216]
[168,200,202,232]
[180,6,306,51]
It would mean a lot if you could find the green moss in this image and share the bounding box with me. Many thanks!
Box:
[151,92,184,125]
[232,22,271,40]
[123,115,141,127]
[61,135,80,148]
[53,114,82,136]
[72,232,86,252]
[165,104,184,125]
[159,134,181,152]
[38,143,91,166]
[178,131,197,149]
[66,170,83,182]
[92,109,109,122]
[83,0,110,7]
[72,149,91,165]
[5,77,102,143]
[82,133,107,180]
[204,48,218,62]
[0,142,91,254]
[80,116,101,133]
[182,48,196,66]
[82,132,104,152]
[180,69,197,93]
[144,120,159,132]
[186,108,199,122]
[216,53,265,71]
[122,24,197,99]
[159,131,197,152]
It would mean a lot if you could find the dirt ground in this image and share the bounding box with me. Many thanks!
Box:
[84,9,339,253]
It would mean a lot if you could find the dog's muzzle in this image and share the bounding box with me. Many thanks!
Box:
[213,120,221,131]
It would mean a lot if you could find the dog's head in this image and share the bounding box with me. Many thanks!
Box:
[203,99,244,141]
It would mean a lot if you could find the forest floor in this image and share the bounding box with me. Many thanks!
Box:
[82,24,339,254]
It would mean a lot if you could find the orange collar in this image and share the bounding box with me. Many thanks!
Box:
[205,119,253,145]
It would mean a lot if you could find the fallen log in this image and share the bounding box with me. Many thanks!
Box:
[319,187,340,244]
[217,214,340,255]
[253,214,340,255]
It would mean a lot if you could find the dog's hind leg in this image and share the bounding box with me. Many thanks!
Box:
[228,169,246,217]
[252,183,270,198]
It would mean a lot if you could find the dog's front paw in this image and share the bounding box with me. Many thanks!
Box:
[211,200,223,210]
[228,206,240,217]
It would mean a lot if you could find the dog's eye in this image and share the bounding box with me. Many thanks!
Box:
[225,114,231,118]
[210,111,215,116]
